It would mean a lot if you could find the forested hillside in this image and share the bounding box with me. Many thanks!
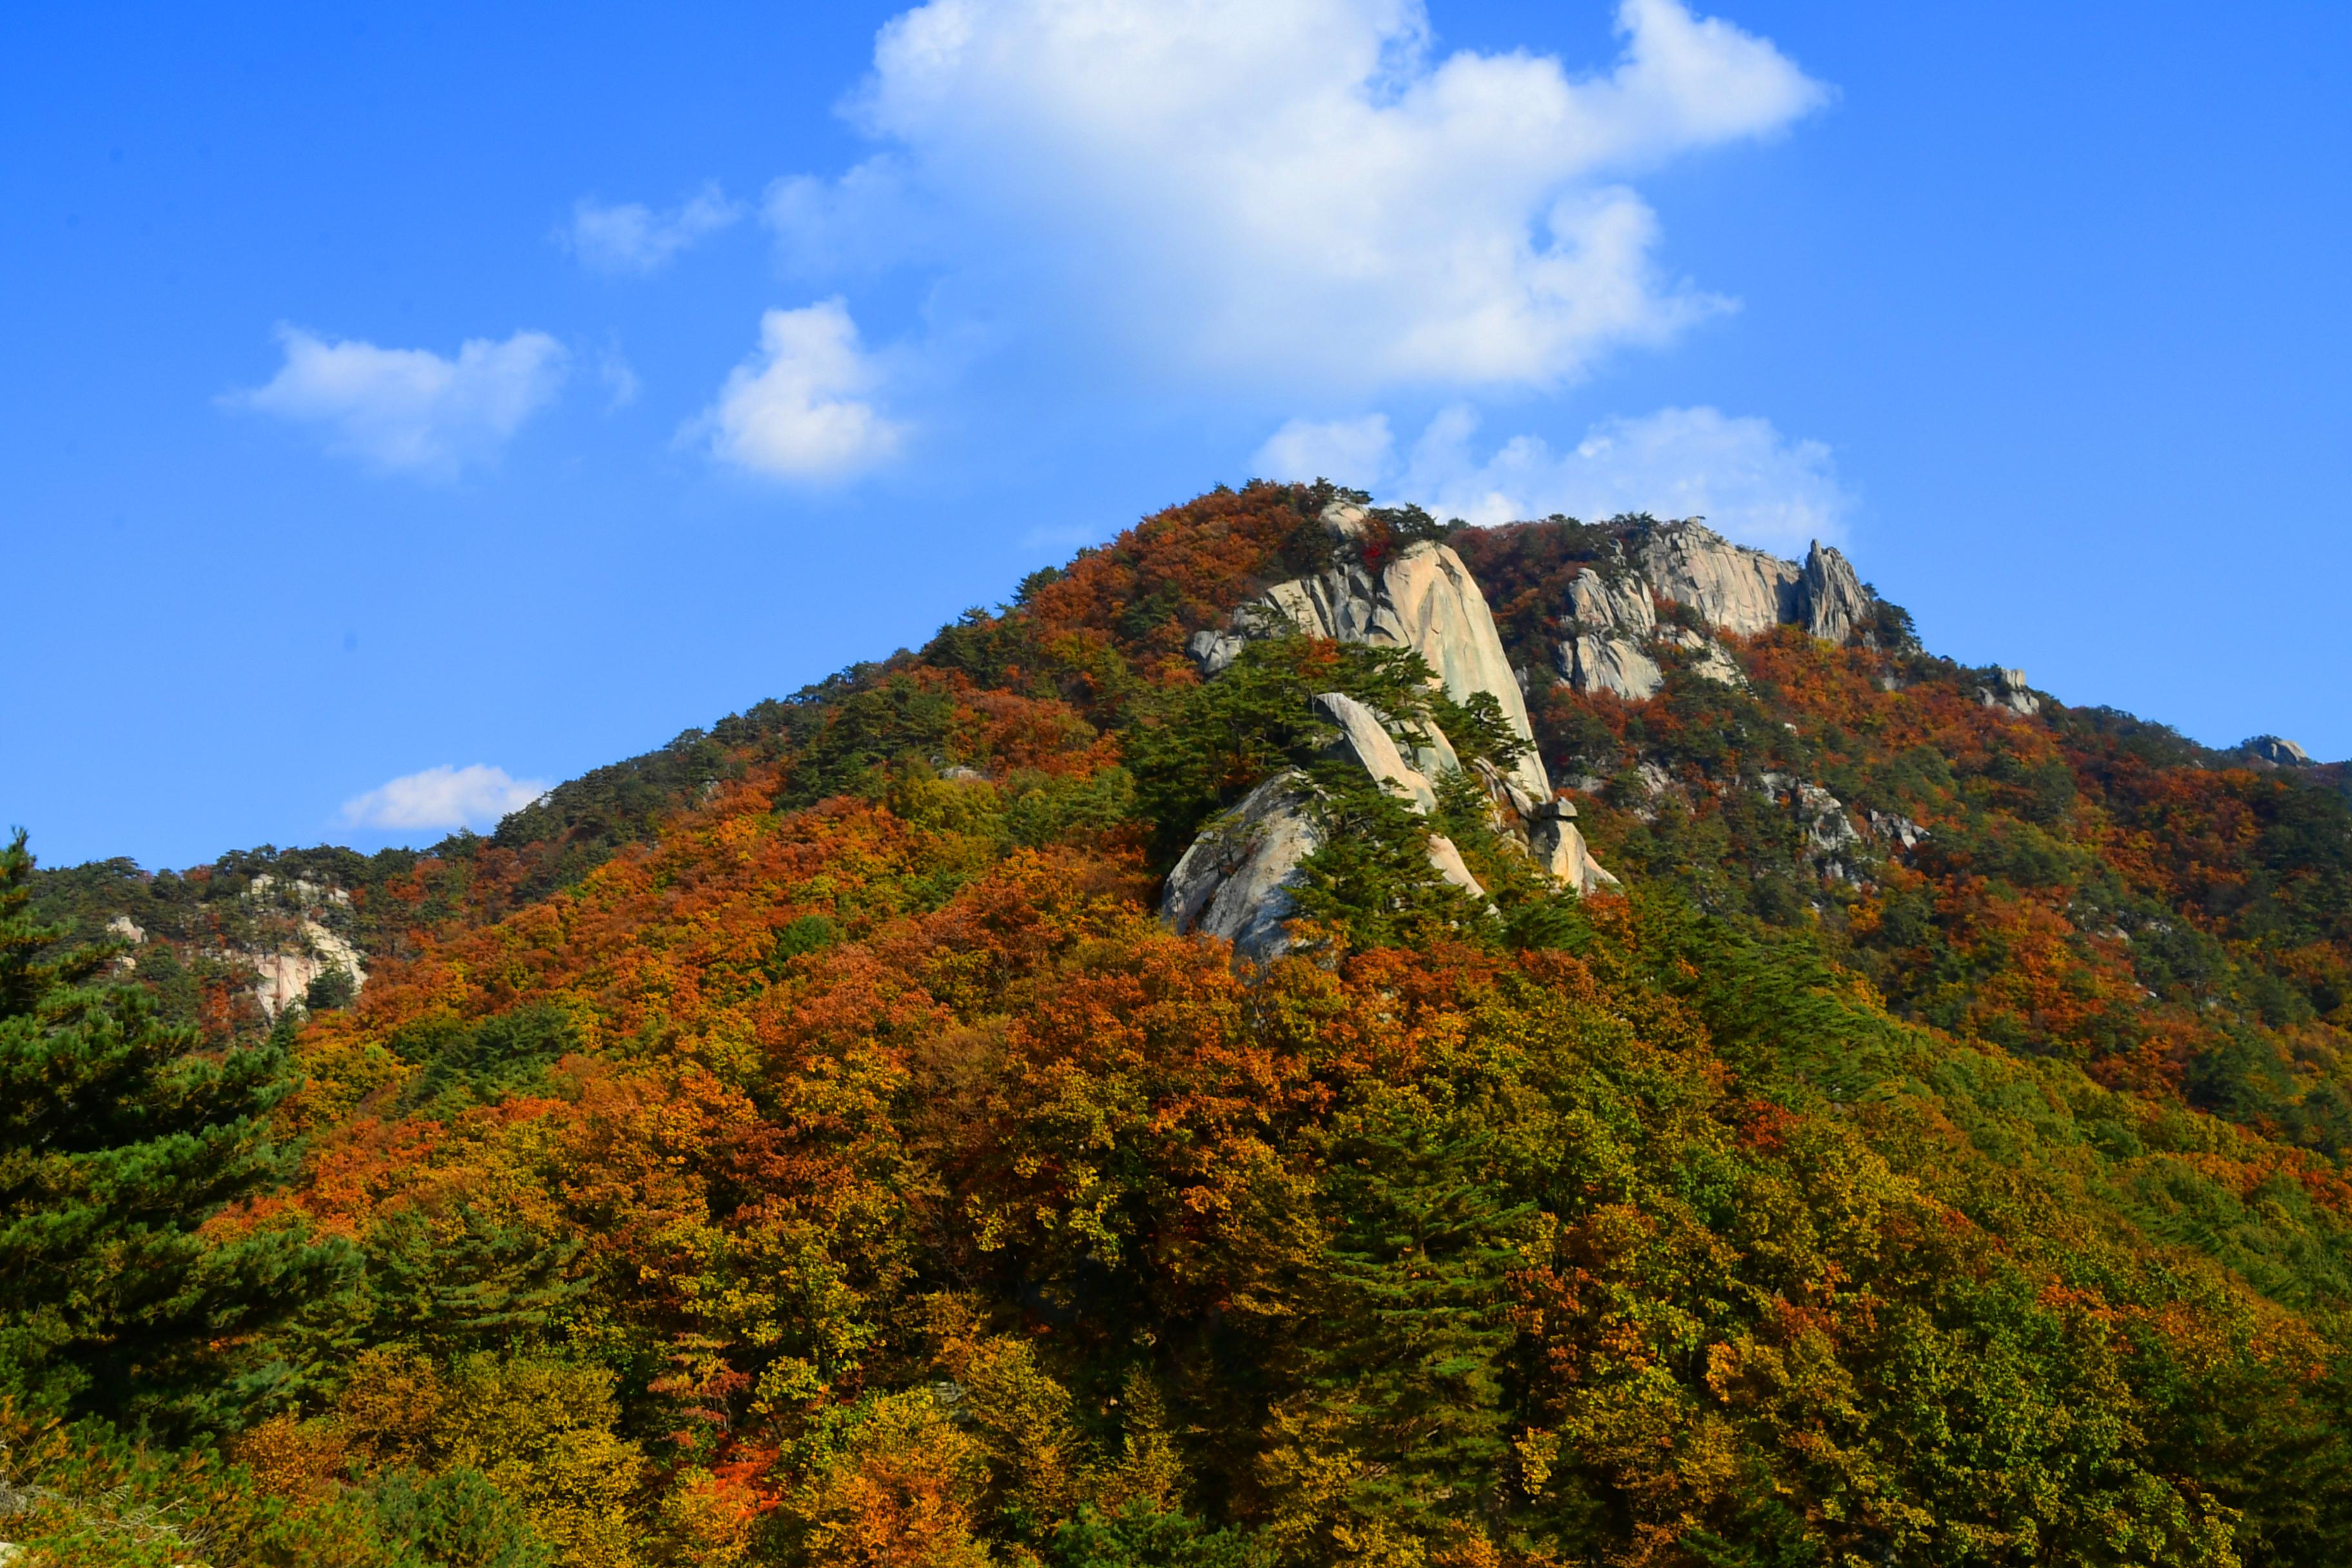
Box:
[10,481,2352,1567]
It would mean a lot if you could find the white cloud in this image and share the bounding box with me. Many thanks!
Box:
[688,299,905,480]
[1397,404,1852,551]
[776,0,1827,394]
[1253,414,1395,489]
[565,184,744,275]
[1253,403,1850,551]
[227,326,569,477]
[340,765,550,833]
[598,349,642,410]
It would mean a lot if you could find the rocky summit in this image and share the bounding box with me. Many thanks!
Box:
[12,480,2352,1568]
[1169,500,1612,959]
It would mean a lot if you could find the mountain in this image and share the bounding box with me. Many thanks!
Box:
[9,480,2352,1566]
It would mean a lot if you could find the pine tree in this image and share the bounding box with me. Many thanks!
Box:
[0,830,347,1433]
[1289,760,1486,954]
[1260,1088,1529,1552]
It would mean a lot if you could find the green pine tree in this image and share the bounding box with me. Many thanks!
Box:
[0,830,348,1435]
[1289,760,1487,953]
[1271,1088,1531,1544]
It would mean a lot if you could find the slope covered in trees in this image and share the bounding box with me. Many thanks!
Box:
[10,481,2352,1566]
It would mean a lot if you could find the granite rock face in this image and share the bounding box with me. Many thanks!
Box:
[1315,692,1440,814]
[1564,569,1656,638]
[1229,502,1554,805]
[1981,667,2041,717]
[1557,566,1667,699]
[1562,636,1666,701]
[1800,542,1870,643]
[1160,772,1322,963]
[1545,525,1885,705]
[2246,736,2313,768]
[1637,522,1805,637]
[1529,799,1619,898]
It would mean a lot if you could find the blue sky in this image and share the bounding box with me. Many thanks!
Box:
[5,1,2347,870]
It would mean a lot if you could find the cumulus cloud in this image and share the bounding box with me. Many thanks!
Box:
[775,0,1826,394]
[1253,415,1395,489]
[226,326,569,477]
[340,765,549,834]
[1405,404,1852,551]
[564,184,744,275]
[1257,404,1851,553]
[688,299,905,480]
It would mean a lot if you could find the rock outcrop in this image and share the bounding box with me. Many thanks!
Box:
[1232,502,1553,806]
[1161,687,1519,963]
[1315,692,1439,814]
[1529,799,1620,897]
[239,873,369,1018]
[1165,498,1700,958]
[1188,627,1246,678]
[1565,569,1656,638]
[1637,522,1804,636]
[1159,771,1323,963]
[1164,580,1618,957]
[1794,781,1863,883]
[1865,808,1929,852]
[1548,523,1884,704]
[246,919,369,1019]
[1661,628,1749,690]
[1558,569,1664,700]
[2245,736,2313,768]
[1563,636,1665,701]
[1761,773,1865,884]
[1799,542,1870,643]
[1981,667,2041,717]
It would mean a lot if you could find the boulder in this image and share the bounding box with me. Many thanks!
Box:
[1188,627,1245,676]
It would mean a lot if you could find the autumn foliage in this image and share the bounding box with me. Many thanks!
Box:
[14,483,2352,1565]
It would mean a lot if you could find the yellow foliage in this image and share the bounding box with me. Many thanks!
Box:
[785,1389,996,1568]
[334,1346,646,1568]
